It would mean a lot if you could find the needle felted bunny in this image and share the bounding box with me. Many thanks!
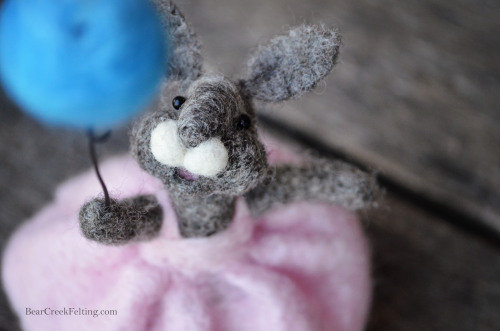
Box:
[3,1,377,330]
[79,0,377,244]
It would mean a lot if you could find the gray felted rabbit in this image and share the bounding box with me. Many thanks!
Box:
[79,0,378,244]
[3,2,378,329]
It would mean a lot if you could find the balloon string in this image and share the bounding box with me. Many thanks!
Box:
[87,130,112,207]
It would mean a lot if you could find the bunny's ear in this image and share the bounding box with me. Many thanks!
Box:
[242,25,341,102]
[152,0,202,85]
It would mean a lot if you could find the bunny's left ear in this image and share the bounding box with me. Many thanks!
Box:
[151,0,202,86]
[242,25,341,102]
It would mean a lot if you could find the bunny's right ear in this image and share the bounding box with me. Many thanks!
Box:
[152,0,202,85]
[242,25,341,102]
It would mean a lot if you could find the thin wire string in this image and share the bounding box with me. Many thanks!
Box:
[87,130,112,207]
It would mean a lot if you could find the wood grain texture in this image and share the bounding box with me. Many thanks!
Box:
[366,195,500,331]
[182,0,500,232]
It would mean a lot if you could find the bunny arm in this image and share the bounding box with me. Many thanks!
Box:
[79,195,162,245]
[245,160,378,217]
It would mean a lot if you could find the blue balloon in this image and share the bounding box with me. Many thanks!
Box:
[0,0,168,129]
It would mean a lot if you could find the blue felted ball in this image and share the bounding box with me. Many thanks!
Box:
[0,0,168,129]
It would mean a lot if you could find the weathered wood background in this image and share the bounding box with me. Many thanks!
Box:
[1,0,499,330]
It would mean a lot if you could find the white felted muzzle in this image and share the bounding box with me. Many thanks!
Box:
[150,120,229,177]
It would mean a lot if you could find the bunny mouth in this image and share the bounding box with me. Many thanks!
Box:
[177,168,199,181]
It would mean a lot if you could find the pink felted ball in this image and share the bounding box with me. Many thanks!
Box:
[2,140,371,331]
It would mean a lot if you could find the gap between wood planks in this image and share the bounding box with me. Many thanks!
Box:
[259,114,500,250]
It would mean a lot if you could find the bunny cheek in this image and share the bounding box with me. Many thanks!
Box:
[183,138,229,177]
[150,120,229,180]
[150,120,185,167]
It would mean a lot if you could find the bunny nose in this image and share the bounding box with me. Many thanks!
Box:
[177,121,213,148]
[177,108,223,148]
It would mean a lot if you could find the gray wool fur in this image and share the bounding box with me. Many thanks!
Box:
[79,195,162,245]
[150,0,202,86]
[130,75,269,199]
[79,1,378,243]
[177,76,248,148]
[243,24,341,102]
[245,160,378,217]
[170,192,235,237]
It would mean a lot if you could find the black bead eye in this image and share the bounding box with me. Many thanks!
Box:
[172,96,186,110]
[236,114,251,130]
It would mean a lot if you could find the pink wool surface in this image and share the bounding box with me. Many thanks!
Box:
[2,140,371,331]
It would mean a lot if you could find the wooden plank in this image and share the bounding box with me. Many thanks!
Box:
[366,195,500,331]
[183,0,500,232]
